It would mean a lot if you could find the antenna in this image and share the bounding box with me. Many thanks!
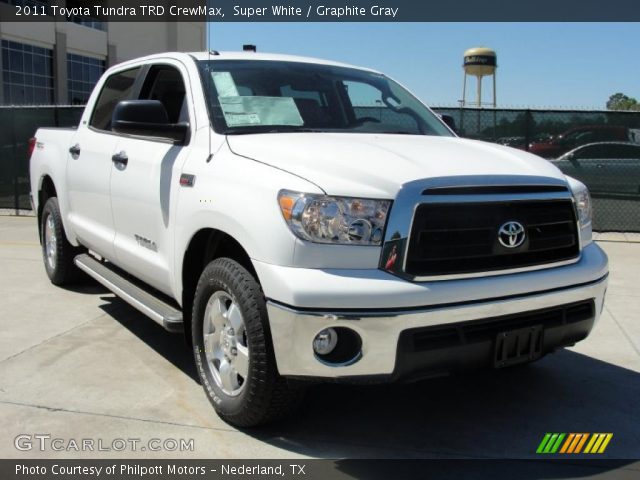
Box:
[207,7,212,162]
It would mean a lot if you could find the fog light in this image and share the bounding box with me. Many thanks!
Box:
[313,328,338,355]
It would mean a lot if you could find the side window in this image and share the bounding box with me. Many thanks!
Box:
[139,65,187,123]
[344,80,383,119]
[575,145,599,159]
[583,144,638,160]
[89,67,140,131]
[596,145,619,159]
[622,145,640,159]
[345,81,382,104]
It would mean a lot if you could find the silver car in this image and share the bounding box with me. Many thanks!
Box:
[551,142,640,195]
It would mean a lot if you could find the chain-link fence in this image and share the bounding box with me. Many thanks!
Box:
[1,105,639,233]
[0,106,83,213]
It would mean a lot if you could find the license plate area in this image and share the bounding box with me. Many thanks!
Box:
[494,324,543,368]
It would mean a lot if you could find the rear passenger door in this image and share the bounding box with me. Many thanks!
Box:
[66,66,141,260]
[109,61,193,295]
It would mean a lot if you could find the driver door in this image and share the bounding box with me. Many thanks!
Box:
[109,62,192,295]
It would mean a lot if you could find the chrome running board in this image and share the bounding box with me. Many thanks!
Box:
[74,254,183,333]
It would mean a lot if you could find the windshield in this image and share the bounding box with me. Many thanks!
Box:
[197,60,454,137]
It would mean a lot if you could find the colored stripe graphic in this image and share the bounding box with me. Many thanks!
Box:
[560,433,575,453]
[598,434,613,453]
[574,433,589,453]
[538,433,613,454]
[536,433,552,453]
[537,433,565,453]
[587,433,603,453]
[584,433,614,454]
[584,433,598,453]
[544,433,559,453]
[550,433,565,453]
[567,433,583,453]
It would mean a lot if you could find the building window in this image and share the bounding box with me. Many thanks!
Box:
[1,39,54,105]
[65,1,105,31]
[67,53,105,105]
[69,18,105,31]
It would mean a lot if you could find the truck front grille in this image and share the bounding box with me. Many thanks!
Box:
[405,199,580,277]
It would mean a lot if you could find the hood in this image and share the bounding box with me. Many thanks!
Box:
[227,133,567,198]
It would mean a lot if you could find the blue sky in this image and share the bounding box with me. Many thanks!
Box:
[208,22,639,109]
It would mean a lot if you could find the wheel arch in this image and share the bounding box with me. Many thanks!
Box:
[181,228,259,345]
[37,175,57,243]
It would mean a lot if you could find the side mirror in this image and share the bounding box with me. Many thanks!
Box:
[440,114,457,133]
[111,100,189,144]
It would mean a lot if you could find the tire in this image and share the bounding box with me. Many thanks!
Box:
[40,197,82,286]
[192,257,304,427]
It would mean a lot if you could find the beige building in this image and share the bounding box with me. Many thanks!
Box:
[0,2,205,105]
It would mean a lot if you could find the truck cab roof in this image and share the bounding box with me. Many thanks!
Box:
[114,50,379,73]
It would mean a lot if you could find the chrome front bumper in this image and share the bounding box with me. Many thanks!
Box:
[267,274,608,378]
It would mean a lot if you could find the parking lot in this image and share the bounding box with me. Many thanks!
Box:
[1,215,639,459]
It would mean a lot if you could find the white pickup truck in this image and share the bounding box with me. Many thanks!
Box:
[29,51,608,427]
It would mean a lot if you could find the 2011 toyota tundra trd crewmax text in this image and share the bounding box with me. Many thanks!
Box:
[29,51,609,427]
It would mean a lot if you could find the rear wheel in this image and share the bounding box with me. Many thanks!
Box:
[41,197,82,286]
[192,258,304,427]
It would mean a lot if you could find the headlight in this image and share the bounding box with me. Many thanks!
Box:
[571,181,592,228]
[278,190,390,245]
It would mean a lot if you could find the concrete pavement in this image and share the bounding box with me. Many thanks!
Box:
[1,216,639,459]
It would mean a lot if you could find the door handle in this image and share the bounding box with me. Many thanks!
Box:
[69,144,80,157]
[596,164,604,169]
[111,151,128,167]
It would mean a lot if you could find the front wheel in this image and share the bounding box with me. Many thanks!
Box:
[192,258,304,427]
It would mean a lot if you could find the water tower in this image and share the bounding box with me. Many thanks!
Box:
[462,47,497,107]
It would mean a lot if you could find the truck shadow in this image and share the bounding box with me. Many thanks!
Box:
[98,296,199,383]
[60,283,109,295]
[97,294,639,459]
[57,272,109,295]
[252,351,640,460]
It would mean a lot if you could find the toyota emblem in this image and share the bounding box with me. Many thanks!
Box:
[498,221,526,248]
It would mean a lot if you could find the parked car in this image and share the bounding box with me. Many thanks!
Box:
[551,142,640,195]
[529,125,631,158]
[29,51,608,427]
[497,134,552,151]
[496,136,525,147]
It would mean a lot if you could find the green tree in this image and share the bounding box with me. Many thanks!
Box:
[606,93,640,111]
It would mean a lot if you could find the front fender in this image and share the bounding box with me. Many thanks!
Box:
[172,148,322,302]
